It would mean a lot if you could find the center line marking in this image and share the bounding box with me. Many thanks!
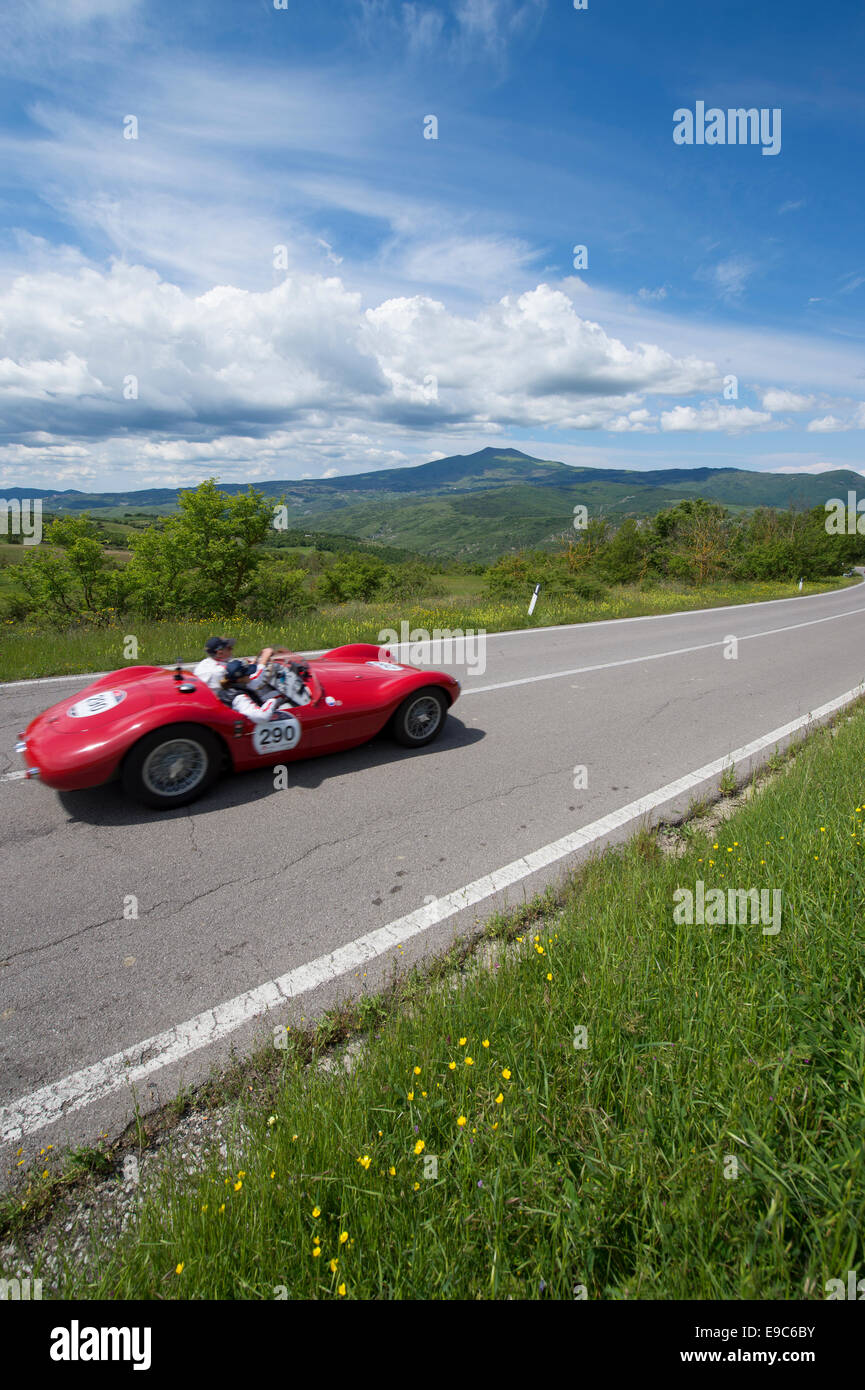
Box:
[462,604,865,694]
[2,677,863,1144]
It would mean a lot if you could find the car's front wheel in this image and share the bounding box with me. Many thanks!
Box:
[122,724,223,808]
[391,687,448,748]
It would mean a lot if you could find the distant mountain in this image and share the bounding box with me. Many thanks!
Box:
[4,447,862,561]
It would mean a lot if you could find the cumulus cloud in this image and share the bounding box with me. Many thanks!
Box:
[807,414,848,432]
[606,408,654,432]
[761,389,815,412]
[0,264,725,483]
[660,403,773,434]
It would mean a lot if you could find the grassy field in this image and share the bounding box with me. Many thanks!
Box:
[23,698,864,1299]
[0,577,851,681]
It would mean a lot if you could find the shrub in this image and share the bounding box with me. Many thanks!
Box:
[317,554,387,602]
[241,564,316,620]
[570,575,608,601]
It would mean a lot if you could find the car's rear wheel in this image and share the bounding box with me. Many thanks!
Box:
[391,687,448,748]
[122,724,223,808]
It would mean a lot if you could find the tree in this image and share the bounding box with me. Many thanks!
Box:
[125,479,273,617]
[46,516,110,611]
[564,517,608,572]
[15,514,119,624]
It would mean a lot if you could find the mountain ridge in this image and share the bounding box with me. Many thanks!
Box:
[3,448,862,561]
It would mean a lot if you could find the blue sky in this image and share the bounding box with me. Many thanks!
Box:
[0,0,862,489]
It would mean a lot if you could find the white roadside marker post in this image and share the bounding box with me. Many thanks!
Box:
[528,583,541,616]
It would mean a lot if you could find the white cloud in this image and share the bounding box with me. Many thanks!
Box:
[761,389,815,412]
[357,0,545,67]
[397,236,540,294]
[607,408,654,432]
[807,415,848,432]
[637,285,668,302]
[0,263,724,482]
[660,403,773,434]
[703,256,757,302]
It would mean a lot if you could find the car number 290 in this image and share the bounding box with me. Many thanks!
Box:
[252,717,302,754]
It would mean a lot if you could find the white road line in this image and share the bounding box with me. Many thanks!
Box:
[2,676,863,1145]
[1,575,861,692]
[461,604,865,694]
[0,770,27,783]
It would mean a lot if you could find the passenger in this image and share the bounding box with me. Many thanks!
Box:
[193,636,235,689]
[249,656,312,708]
[217,659,292,723]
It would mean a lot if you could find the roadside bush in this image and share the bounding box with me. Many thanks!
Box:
[380,562,444,600]
[241,564,316,621]
[570,575,608,601]
[0,589,35,623]
[483,554,532,597]
[317,554,387,602]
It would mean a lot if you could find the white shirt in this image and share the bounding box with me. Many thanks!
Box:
[193,656,228,690]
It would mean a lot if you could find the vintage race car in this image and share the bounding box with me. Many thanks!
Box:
[16,644,460,809]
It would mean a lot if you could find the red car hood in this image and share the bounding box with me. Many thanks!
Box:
[21,666,185,787]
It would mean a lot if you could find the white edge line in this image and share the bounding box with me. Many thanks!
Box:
[2,573,861,692]
[3,677,864,1144]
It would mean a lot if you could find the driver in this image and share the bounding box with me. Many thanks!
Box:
[193,636,235,689]
[217,660,293,723]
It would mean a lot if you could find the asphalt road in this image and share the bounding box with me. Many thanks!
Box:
[1,578,864,1173]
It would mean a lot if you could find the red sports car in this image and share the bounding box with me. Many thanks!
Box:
[16,644,460,809]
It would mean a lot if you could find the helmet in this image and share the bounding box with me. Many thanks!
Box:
[224,659,256,683]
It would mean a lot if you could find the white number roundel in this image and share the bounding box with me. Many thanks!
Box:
[252,716,302,755]
[68,689,127,718]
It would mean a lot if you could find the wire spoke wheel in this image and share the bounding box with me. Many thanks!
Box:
[141,738,208,797]
[392,688,448,747]
[405,695,442,740]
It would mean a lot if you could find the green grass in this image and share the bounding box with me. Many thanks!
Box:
[33,701,865,1299]
[0,576,850,680]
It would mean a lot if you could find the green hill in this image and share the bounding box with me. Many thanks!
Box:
[5,448,862,562]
